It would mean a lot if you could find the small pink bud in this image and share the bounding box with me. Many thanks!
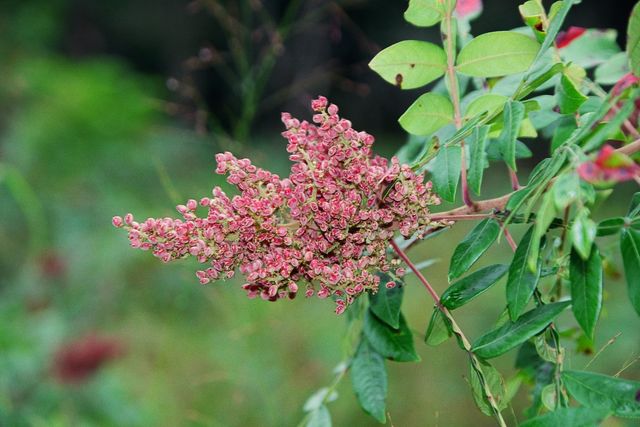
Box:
[112,216,124,228]
[124,213,134,226]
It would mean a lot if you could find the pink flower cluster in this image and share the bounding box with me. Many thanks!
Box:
[113,97,441,314]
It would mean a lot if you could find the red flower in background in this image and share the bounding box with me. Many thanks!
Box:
[53,334,125,383]
[556,26,586,48]
[456,0,482,19]
[577,145,640,185]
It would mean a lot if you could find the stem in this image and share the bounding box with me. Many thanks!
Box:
[502,227,517,252]
[442,3,473,207]
[508,168,520,191]
[428,213,492,222]
[390,240,507,427]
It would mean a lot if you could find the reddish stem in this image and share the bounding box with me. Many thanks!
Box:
[509,168,521,191]
[390,239,442,305]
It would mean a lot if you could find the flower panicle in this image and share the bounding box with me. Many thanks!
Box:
[114,96,442,314]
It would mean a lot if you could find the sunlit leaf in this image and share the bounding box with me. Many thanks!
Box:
[369,40,447,89]
[404,0,443,27]
[468,125,490,195]
[399,92,454,135]
[456,31,540,77]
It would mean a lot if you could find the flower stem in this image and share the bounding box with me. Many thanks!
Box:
[390,240,507,427]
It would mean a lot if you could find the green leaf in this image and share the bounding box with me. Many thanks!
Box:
[430,144,461,202]
[621,228,640,316]
[369,40,447,89]
[597,217,625,236]
[448,218,501,281]
[472,301,571,359]
[456,31,540,77]
[628,2,640,76]
[571,209,597,260]
[557,74,588,114]
[498,100,526,171]
[399,92,454,135]
[441,264,509,309]
[563,370,640,418]
[507,227,543,321]
[424,308,452,346]
[552,172,580,210]
[364,310,420,362]
[306,405,332,427]
[351,338,387,423]
[469,362,506,416]
[369,274,404,329]
[627,192,640,217]
[520,407,610,427]
[532,0,576,65]
[464,94,508,119]
[595,52,630,85]
[582,90,640,152]
[570,246,603,339]
[528,191,555,272]
[468,125,490,195]
[404,0,443,27]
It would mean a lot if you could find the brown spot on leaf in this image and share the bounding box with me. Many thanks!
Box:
[441,32,448,41]
[534,22,544,32]
[410,63,415,68]
[395,73,403,88]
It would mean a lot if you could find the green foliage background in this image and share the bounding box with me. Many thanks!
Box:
[1,1,639,425]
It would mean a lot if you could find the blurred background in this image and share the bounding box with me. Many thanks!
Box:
[1,0,639,425]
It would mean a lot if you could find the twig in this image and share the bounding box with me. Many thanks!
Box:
[585,332,622,369]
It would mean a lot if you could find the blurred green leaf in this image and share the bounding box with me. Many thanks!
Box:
[560,29,620,68]
[557,74,588,114]
[469,361,506,415]
[563,370,640,417]
[351,338,387,423]
[628,2,640,76]
[520,407,610,427]
[306,406,332,427]
[595,52,630,85]
[596,217,625,236]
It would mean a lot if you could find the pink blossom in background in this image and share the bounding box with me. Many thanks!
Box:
[577,145,640,184]
[556,26,586,48]
[456,0,482,18]
[53,334,124,383]
[114,97,444,314]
